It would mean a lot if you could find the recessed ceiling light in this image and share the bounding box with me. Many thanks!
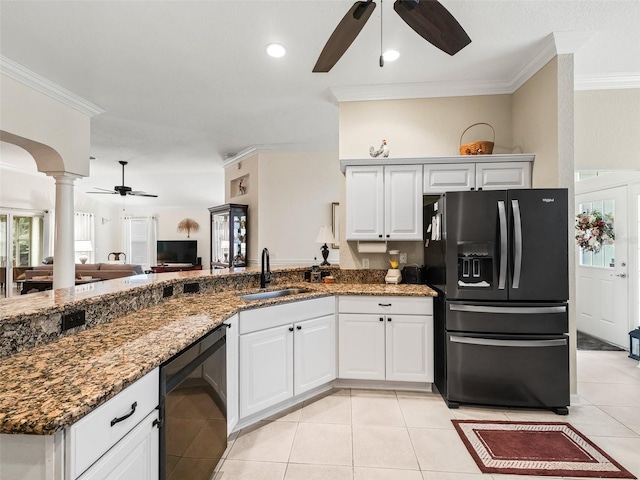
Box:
[266,43,286,58]
[383,50,400,62]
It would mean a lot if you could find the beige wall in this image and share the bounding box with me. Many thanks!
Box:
[339,95,514,159]
[512,58,560,188]
[259,152,340,266]
[225,151,340,266]
[225,153,259,265]
[575,88,640,170]
[155,209,210,268]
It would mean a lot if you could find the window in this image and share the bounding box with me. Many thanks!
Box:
[0,210,45,297]
[74,212,95,263]
[123,215,157,270]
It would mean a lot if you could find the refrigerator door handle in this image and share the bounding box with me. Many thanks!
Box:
[498,201,507,290]
[449,304,567,314]
[512,199,523,289]
[450,335,567,348]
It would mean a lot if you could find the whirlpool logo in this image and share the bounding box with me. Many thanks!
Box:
[542,198,555,203]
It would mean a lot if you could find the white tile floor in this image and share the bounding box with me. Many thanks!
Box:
[213,351,640,480]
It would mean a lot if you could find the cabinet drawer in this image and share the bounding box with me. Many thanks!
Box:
[68,368,159,478]
[240,296,335,334]
[338,296,432,315]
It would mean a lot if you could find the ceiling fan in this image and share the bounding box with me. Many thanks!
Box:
[88,160,158,198]
[313,0,471,73]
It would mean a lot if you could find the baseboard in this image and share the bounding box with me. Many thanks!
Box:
[334,379,433,392]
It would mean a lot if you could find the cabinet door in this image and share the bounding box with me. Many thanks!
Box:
[475,162,531,190]
[384,165,423,240]
[294,314,336,395]
[423,163,475,193]
[338,314,385,380]
[78,411,159,480]
[345,166,384,240]
[385,315,434,383]
[240,324,294,417]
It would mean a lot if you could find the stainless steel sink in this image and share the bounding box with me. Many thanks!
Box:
[239,288,311,301]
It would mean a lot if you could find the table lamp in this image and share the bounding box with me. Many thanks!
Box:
[315,226,335,266]
[75,240,93,264]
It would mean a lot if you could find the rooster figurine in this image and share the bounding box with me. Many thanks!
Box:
[369,139,389,158]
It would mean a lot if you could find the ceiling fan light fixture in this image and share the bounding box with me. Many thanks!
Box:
[383,49,400,62]
[266,43,286,58]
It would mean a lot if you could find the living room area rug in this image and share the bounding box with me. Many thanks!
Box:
[452,420,636,478]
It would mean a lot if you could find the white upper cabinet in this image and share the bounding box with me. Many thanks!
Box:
[475,161,531,190]
[423,163,476,193]
[384,165,423,240]
[345,165,385,240]
[341,155,533,196]
[423,160,532,193]
[346,165,423,241]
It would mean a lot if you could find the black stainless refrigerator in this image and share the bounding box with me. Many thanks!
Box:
[425,189,570,415]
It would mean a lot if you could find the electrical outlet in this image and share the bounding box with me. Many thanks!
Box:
[61,310,86,331]
[362,258,370,269]
[399,252,408,264]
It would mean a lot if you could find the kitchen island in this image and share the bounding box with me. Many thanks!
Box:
[0,266,436,436]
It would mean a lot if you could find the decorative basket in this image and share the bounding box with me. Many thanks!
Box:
[459,123,495,155]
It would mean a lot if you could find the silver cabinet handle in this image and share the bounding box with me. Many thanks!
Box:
[449,304,566,314]
[498,201,507,290]
[511,199,522,289]
[450,335,567,348]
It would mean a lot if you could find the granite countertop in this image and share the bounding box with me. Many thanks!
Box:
[0,278,436,435]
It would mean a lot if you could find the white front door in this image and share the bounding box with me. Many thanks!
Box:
[576,185,630,347]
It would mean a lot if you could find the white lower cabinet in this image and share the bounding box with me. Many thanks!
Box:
[338,296,433,383]
[67,368,159,479]
[225,315,239,435]
[385,315,433,382]
[238,297,336,418]
[240,323,294,417]
[294,315,336,394]
[338,314,386,380]
[78,410,159,480]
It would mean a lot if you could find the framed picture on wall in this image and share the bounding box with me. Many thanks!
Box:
[332,202,340,249]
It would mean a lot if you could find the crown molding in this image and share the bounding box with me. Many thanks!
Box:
[331,31,621,103]
[552,31,594,55]
[575,73,640,91]
[0,56,105,117]
[222,143,334,168]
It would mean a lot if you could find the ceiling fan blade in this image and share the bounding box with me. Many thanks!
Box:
[129,191,158,198]
[87,191,117,195]
[393,0,471,56]
[313,1,376,73]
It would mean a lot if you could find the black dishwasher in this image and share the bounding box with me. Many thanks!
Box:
[159,324,228,479]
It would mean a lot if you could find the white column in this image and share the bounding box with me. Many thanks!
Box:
[52,173,79,289]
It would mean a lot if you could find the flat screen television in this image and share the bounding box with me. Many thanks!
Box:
[157,240,197,265]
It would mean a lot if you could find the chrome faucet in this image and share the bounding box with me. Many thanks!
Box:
[260,248,271,288]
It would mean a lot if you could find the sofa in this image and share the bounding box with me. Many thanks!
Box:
[24,263,144,281]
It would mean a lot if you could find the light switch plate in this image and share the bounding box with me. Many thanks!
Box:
[362,258,370,269]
